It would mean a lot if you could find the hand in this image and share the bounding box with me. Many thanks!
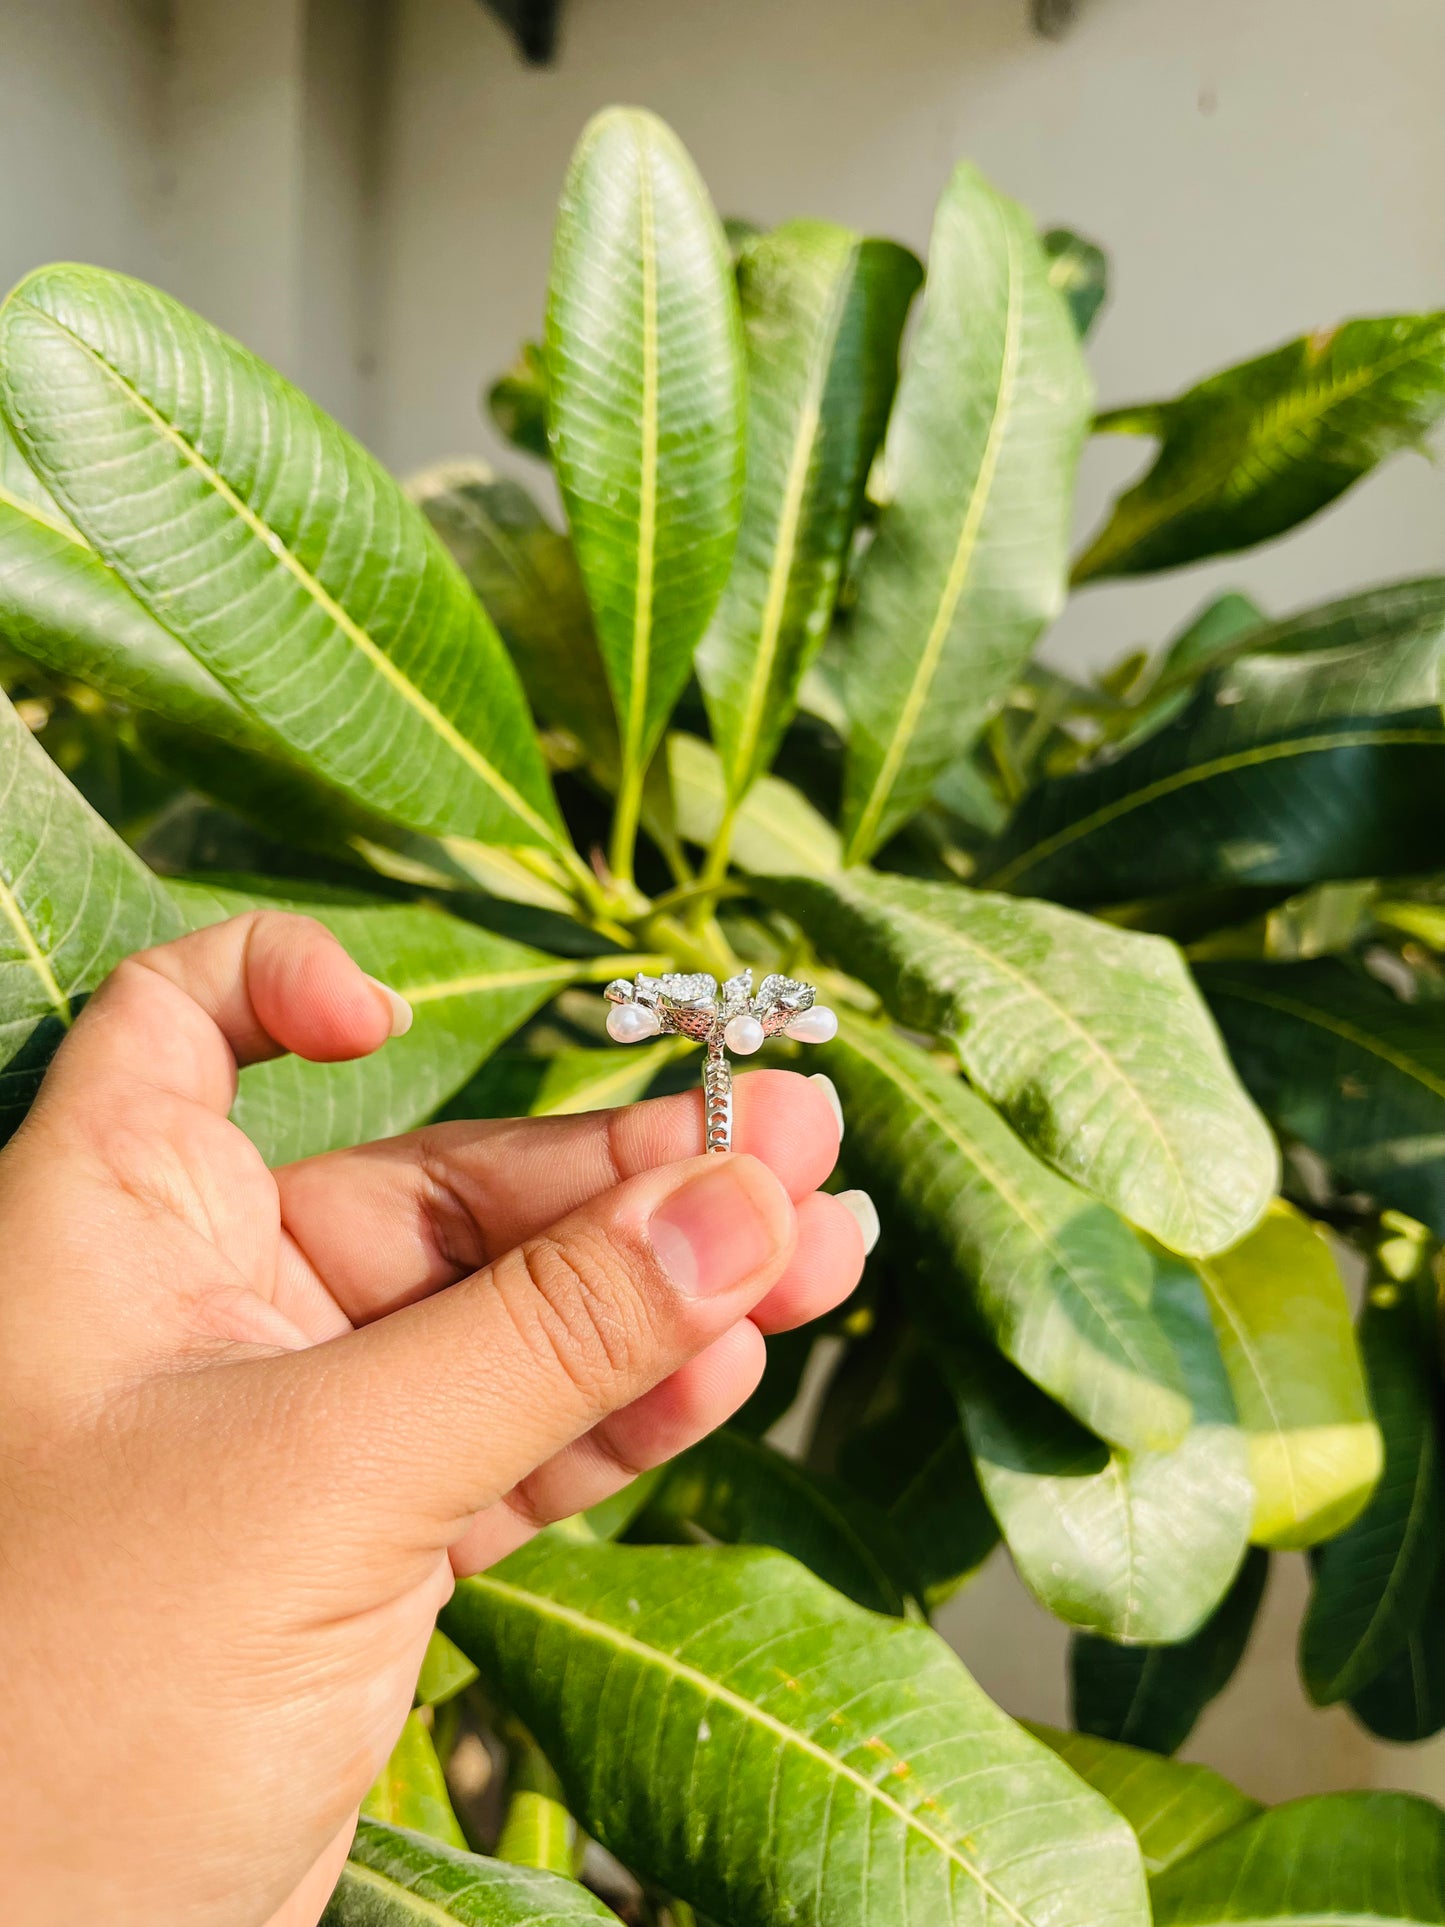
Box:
[0,912,867,1926]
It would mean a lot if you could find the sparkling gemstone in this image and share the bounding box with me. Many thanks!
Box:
[723,1014,766,1056]
[607,1001,663,1043]
[784,1004,838,1044]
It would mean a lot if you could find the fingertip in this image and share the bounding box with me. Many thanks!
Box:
[749,1186,869,1334]
[247,913,397,1063]
[732,1067,842,1195]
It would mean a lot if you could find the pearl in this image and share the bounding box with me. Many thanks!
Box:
[723,1014,765,1056]
[607,1001,662,1043]
[784,1004,838,1044]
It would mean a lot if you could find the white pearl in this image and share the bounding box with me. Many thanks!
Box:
[607,1001,662,1043]
[723,1014,765,1056]
[784,1005,838,1044]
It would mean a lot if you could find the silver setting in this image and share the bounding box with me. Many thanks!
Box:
[604,968,825,1153]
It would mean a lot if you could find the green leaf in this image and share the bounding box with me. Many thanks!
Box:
[982,619,1445,905]
[546,109,745,849]
[1042,229,1108,340]
[779,870,1275,1257]
[839,1343,1001,1610]
[496,1730,578,1876]
[649,1426,915,1615]
[1203,960,1445,1238]
[529,1038,689,1117]
[0,266,567,858]
[415,1631,479,1707]
[1150,1793,1445,1927]
[1347,1558,1445,1742]
[955,1258,1254,1643]
[169,877,577,1163]
[666,732,841,876]
[487,340,550,462]
[1187,1200,1381,1548]
[1024,1727,1260,1876]
[820,1017,1191,1454]
[408,460,617,777]
[1074,315,1445,581]
[1070,1548,1269,1754]
[443,1538,1149,1927]
[326,1820,622,1925]
[1302,1253,1443,1703]
[696,221,920,803]
[0,691,183,1141]
[838,161,1092,862]
[361,1710,468,1849]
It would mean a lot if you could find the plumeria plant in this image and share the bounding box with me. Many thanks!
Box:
[4,101,1445,1927]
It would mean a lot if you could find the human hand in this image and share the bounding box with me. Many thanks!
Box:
[0,912,868,1926]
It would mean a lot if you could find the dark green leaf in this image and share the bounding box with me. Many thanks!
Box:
[649,1426,914,1615]
[325,1820,622,1925]
[820,1016,1192,1454]
[838,162,1092,861]
[1186,1199,1381,1548]
[443,1538,1149,1927]
[361,1711,468,1849]
[955,1259,1253,1643]
[170,877,578,1163]
[0,266,568,859]
[779,870,1275,1256]
[696,221,920,803]
[546,109,745,827]
[1203,960,1445,1238]
[1025,1727,1260,1876]
[1070,1548,1268,1754]
[0,691,182,1141]
[1348,1559,1445,1743]
[1042,228,1108,340]
[1302,1251,1443,1703]
[487,341,550,461]
[1074,315,1445,580]
[1150,1793,1445,1927]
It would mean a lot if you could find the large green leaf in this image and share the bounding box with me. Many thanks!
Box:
[1070,1548,1268,1755]
[837,162,1091,862]
[0,692,183,1140]
[820,1017,1191,1454]
[779,871,1275,1257]
[546,108,745,856]
[361,1711,468,1849]
[1025,1728,1260,1877]
[649,1426,914,1615]
[1203,961,1445,1237]
[170,878,579,1164]
[982,625,1445,905]
[1150,1793,1445,1927]
[955,1259,1253,1643]
[443,1538,1149,1927]
[325,1820,622,1925]
[1074,314,1445,581]
[1302,1253,1443,1704]
[0,266,568,862]
[1348,1558,1445,1743]
[1187,1201,1381,1549]
[408,460,617,778]
[696,221,920,804]
[667,732,841,876]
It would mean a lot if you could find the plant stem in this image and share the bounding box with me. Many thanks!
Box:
[697,798,740,913]
[609,761,646,888]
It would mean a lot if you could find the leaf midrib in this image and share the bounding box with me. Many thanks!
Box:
[0,476,85,547]
[472,1571,1039,1927]
[401,963,575,1007]
[1207,976,1445,1103]
[625,126,660,782]
[987,726,1445,889]
[1192,1246,1301,1524]
[0,865,72,1028]
[10,297,564,855]
[846,211,1024,862]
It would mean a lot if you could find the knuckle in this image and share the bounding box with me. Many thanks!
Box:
[502,1230,657,1404]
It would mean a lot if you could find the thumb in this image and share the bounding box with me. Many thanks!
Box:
[260,1148,797,1539]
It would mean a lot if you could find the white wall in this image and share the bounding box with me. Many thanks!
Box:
[4,0,1445,1810]
[374,0,1445,670]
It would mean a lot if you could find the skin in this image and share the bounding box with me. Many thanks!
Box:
[0,911,865,1926]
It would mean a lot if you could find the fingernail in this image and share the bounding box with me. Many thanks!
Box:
[650,1160,789,1299]
[809,1072,844,1140]
[836,1189,880,1255]
[364,973,414,1038]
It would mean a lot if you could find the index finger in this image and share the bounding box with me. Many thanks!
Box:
[275,1068,842,1327]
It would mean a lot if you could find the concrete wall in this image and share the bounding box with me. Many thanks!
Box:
[4,0,1445,1807]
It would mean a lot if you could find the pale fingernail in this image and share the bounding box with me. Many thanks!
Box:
[364,973,414,1038]
[649,1160,790,1299]
[836,1189,880,1255]
[809,1072,844,1139]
